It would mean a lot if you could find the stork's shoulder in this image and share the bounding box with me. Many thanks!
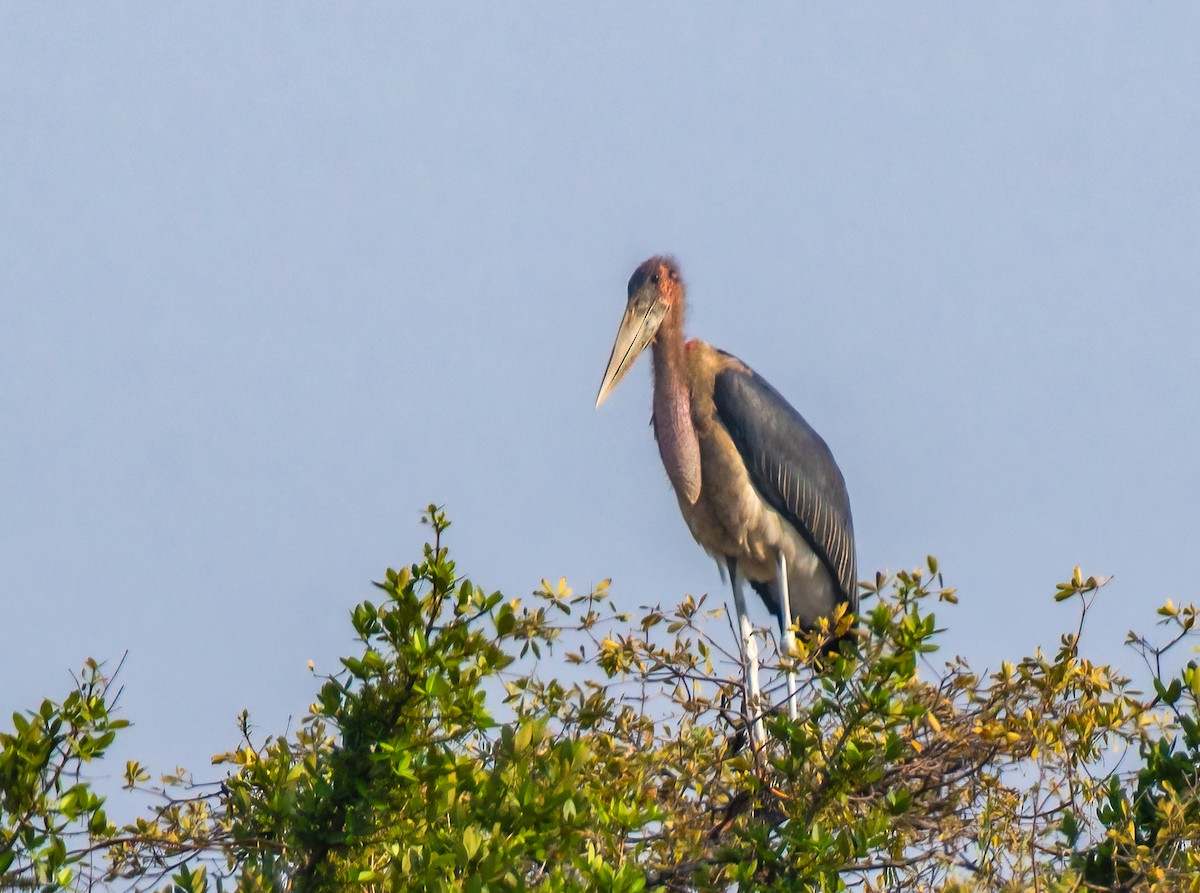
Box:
[684,339,750,374]
[683,341,758,429]
[684,340,752,398]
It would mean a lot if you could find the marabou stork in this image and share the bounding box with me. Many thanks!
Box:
[595,256,856,742]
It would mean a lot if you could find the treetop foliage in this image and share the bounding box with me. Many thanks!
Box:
[4,506,1200,891]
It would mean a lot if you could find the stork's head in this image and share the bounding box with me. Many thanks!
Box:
[595,256,683,407]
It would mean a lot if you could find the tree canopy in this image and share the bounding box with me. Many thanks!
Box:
[4,506,1200,891]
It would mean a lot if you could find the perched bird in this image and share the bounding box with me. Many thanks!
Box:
[596,256,856,741]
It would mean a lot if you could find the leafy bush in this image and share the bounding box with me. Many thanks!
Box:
[3,507,1200,891]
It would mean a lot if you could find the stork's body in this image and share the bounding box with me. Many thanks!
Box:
[597,256,856,742]
[657,339,852,626]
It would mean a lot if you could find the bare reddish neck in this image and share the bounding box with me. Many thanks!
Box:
[651,302,701,503]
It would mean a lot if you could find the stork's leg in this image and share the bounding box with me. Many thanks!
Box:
[778,552,798,721]
[728,558,765,745]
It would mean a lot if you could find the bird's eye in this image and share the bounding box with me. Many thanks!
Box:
[651,273,660,284]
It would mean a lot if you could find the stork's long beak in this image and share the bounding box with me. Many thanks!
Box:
[595,296,669,407]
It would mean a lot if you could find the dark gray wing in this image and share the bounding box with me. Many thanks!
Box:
[712,359,857,613]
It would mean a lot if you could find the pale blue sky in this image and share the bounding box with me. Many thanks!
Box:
[3,6,1198,793]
